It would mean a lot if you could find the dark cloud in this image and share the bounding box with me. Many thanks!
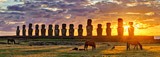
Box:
[1,0,160,32]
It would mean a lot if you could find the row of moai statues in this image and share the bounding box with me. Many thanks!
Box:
[16,18,134,37]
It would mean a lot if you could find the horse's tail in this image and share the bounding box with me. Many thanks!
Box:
[138,42,143,50]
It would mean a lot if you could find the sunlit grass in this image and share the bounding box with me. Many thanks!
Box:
[0,41,159,57]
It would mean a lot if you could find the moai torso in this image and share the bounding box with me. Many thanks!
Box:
[128,22,134,38]
[78,24,83,36]
[22,25,26,36]
[106,23,111,36]
[54,25,59,36]
[41,24,46,36]
[35,24,39,36]
[86,19,93,36]
[16,26,20,36]
[48,24,53,36]
[97,24,102,36]
[28,23,33,36]
[69,24,74,36]
[117,18,124,37]
[61,24,67,36]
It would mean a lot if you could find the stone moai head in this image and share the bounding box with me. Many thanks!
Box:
[87,19,92,25]
[118,18,123,22]
[98,24,102,28]
[49,24,53,29]
[35,24,39,29]
[78,24,83,29]
[69,24,74,29]
[23,25,26,29]
[129,22,133,26]
[107,23,111,28]
[29,23,32,28]
[17,26,20,30]
[118,18,123,27]
[62,24,66,29]
[41,24,45,29]
[55,25,59,29]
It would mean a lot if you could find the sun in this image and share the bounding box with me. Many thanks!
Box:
[124,25,129,30]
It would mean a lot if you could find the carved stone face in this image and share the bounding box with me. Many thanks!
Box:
[49,25,53,29]
[129,22,133,26]
[62,24,66,29]
[41,24,45,29]
[35,25,39,29]
[78,24,83,29]
[69,24,74,29]
[55,25,59,29]
[98,24,102,28]
[29,23,32,28]
[107,23,111,28]
[17,26,20,30]
[23,25,26,29]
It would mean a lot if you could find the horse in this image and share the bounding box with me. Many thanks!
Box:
[126,41,143,50]
[7,39,16,44]
[84,41,96,50]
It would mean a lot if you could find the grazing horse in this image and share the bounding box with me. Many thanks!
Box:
[84,41,96,50]
[7,39,16,44]
[126,41,143,50]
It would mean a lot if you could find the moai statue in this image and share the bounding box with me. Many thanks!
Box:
[69,24,74,36]
[106,23,111,36]
[97,24,102,36]
[22,25,26,36]
[117,18,124,37]
[54,25,59,36]
[78,24,83,36]
[86,19,93,36]
[16,26,20,36]
[48,24,53,36]
[61,24,67,36]
[28,23,33,36]
[35,24,39,36]
[41,24,46,36]
[128,22,134,38]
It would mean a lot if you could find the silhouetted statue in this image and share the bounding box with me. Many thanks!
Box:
[54,25,59,36]
[41,24,46,36]
[128,22,134,38]
[28,23,33,36]
[78,24,83,36]
[16,26,20,36]
[106,23,111,36]
[35,24,39,36]
[86,19,93,36]
[69,24,74,36]
[97,24,102,36]
[22,25,26,36]
[61,24,67,36]
[117,18,124,37]
[48,24,53,36]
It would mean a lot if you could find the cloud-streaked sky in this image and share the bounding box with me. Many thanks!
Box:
[1,0,160,36]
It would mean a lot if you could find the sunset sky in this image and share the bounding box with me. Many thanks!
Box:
[0,0,160,36]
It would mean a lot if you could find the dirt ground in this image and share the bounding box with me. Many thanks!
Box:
[0,42,159,57]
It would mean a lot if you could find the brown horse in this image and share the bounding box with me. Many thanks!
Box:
[84,41,96,50]
[126,41,143,50]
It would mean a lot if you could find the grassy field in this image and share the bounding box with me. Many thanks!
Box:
[0,39,159,57]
